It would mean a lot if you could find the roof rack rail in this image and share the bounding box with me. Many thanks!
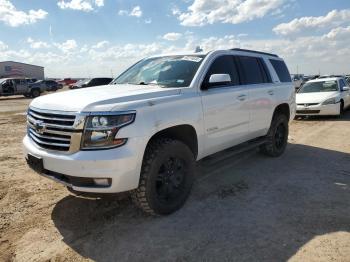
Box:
[230,48,279,58]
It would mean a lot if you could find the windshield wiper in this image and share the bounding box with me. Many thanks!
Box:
[126,82,147,85]
[127,82,160,86]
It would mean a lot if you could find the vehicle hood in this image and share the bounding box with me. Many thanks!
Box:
[30,84,182,112]
[296,91,338,104]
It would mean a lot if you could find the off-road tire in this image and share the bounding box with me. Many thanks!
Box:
[339,100,344,115]
[31,89,40,98]
[260,113,289,157]
[132,138,195,215]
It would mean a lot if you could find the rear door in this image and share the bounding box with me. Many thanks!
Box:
[200,55,250,155]
[235,56,275,138]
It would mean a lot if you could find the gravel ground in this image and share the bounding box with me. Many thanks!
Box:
[0,93,349,262]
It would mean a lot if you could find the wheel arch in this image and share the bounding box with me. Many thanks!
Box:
[145,124,199,159]
[273,103,290,121]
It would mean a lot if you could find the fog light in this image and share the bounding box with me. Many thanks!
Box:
[93,178,111,187]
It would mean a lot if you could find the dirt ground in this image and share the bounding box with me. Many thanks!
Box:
[0,92,349,262]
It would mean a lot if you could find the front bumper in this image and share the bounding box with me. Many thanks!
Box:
[296,103,340,116]
[23,135,145,193]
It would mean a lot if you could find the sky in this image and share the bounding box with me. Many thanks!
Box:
[0,0,349,78]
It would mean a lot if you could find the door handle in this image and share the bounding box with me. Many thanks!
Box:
[237,94,247,101]
[268,90,274,95]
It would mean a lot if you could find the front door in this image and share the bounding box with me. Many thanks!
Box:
[200,55,250,156]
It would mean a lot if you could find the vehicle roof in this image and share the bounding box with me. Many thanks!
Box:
[148,48,280,59]
[308,77,342,82]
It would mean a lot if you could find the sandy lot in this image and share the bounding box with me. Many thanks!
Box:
[0,93,349,262]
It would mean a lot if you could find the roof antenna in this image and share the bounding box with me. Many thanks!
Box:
[194,46,203,53]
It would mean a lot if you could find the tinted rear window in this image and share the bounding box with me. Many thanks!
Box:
[236,56,270,85]
[269,59,291,82]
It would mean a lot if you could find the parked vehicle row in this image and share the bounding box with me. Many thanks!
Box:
[0,78,43,98]
[57,78,78,86]
[31,80,63,92]
[69,77,113,89]
[0,78,65,98]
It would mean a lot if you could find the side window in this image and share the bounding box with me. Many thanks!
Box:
[100,78,108,85]
[269,59,292,83]
[95,79,104,85]
[89,79,97,86]
[203,55,239,89]
[103,78,112,84]
[236,56,267,85]
[14,79,20,84]
[339,79,346,90]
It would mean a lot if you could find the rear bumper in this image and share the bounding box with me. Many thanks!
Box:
[23,135,145,193]
[296,103,340,116]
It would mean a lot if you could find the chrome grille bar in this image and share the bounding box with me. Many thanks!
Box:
[28,128,70,142]
[29,132,70,148]
[27,107,85,153]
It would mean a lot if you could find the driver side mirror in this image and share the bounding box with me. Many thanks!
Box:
[209,74,231,84]
[202,74,231,90]
[342,86,349,91]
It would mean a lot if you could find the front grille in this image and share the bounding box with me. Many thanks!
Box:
[27,107,84,152]
[297,103,319,106]
[296,110,320,114]
[28,108,76,126]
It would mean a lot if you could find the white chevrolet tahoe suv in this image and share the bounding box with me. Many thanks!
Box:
[23,48,295,215]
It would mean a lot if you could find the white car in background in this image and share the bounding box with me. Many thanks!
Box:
[296,77,350,116]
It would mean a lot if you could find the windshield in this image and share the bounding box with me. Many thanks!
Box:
[76,79,89,86]
[81,79,91,84]
[112,55,205,88]
[298,80,338,93]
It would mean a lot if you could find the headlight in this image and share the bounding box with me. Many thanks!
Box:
[322,98,336,105]
[81,113,135,150]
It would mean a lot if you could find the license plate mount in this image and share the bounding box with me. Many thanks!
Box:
[26,154,44,173]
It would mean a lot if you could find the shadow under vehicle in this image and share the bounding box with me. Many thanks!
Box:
[51,142,350,261]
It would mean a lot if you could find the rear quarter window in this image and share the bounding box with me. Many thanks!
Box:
[269,59,291,83]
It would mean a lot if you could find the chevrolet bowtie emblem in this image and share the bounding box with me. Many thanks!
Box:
[34,120,46,134]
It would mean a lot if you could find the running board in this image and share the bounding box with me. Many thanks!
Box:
[199,137,267,167]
